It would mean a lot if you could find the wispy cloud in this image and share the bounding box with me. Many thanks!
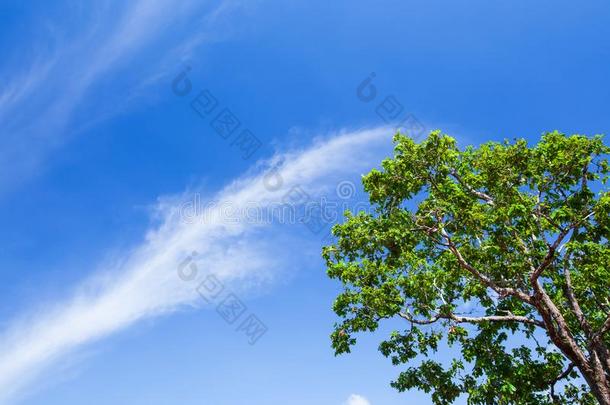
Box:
[0,0,245,195]
[0,126,392,403]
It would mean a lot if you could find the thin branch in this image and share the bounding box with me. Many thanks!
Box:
[450,170,495,206]
[593,315,610,341]
[530,208,595,285]
[398,312,440,325]
[562,237,593,340]
[440,229,532,303]
[530,226,572,283]
[550,363,575,403]
[398,311,545,328]
[564,268,592,333]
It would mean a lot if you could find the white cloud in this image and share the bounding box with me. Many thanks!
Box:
[0,0,244,195]
[344,394,372,405]
[0,126,393,403]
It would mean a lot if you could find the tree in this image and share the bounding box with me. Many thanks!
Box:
[323,131,610,404]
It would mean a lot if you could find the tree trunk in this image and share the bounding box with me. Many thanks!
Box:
[577,362,610,405]
[534,290,610,404]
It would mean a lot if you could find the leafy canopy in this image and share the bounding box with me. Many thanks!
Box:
[324,131,610,404]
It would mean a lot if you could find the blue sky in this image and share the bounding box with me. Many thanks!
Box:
[0,1,609,404]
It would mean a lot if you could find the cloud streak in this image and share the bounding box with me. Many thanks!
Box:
[0,126,393,403]
[0,0,243,195]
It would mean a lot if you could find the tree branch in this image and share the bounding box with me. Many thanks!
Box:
[530,226,572,284]
[398,311,545,328]
[593,315,610,342]
[440,229,532,303]
[550,363,575,403]
[450,170,495,206]
[562,246,593,340]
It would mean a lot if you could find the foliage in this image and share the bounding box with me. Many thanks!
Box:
[324,131,610,404]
